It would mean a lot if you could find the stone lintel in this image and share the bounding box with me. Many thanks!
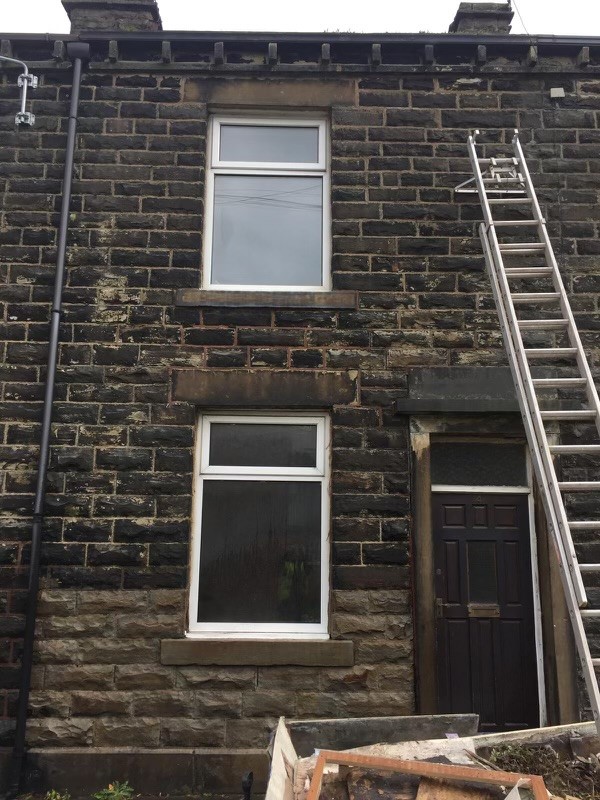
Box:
[172,369,357,407]
[174,289,357,309]
[161,639,354,667]
[184,77,356,107]
[396,366,519,414]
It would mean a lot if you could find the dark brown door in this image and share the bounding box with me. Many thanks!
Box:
[433,493,539,732]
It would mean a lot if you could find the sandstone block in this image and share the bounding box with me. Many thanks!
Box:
[332,613,388,636]
[71,691,130,716]
[256,667,321,690]
[131,691,194,717]
[225,717,276,748]
[332,590,371,613]
[148,589,186,612]
[355,639,412,663]
[115,665,176,690]
[194,690,243,718]
[176,667,256,689]
[319,666,376,692]
[241,690,296,717]
[26,718,93,747]
[77,590,148,614]
[42,614,111,638]
[116,614,180,638]
[93,719,161,747]
[37,591,77,616]
[44,665,115,691]
[160,718,226,747]
[28,691,71,718]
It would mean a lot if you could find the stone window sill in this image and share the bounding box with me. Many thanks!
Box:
[174,289,357,309]
[160,638,354,666]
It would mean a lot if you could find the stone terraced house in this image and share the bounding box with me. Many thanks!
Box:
[1,0,600,794]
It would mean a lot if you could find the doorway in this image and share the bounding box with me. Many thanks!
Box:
[433,491,539,731]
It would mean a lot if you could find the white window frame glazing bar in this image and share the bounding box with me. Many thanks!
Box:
[202,115,331,292]
[188,412,331,639]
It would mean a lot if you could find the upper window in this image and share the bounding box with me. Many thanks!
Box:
[203,117,330,291]
[189,414,330,638]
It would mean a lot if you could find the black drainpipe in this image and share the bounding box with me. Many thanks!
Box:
[8,40,90,798]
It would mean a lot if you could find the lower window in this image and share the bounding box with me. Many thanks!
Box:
[188,413,330,638]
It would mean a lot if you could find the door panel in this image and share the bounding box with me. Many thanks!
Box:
[433,493,539,732]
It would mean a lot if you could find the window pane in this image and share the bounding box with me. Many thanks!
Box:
[198,481,321,623]
[211,175,323,286]
[431,443,526,486]
[220,124,319,163]
[467,541,498,603]
[209,423,317,468]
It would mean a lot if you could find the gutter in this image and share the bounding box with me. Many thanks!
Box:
[2,30,600,47]
[7,40,90,799]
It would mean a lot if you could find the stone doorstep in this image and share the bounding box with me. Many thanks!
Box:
[0,748,269,797]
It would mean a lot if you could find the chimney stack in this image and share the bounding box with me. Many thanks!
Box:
[449,2,513,34]
[61,0,162,32]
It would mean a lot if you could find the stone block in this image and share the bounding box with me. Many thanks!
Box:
[114,665,176,690]
[44,665,115,691]
[26,718,93,747]
[241,690,297,717]
[225,717,277,749]
[176,666,257,689]
[71,692,130,717]
[115,614,180,638]
[131,691,194,717]
[160,718,226,747]
[76,590,148,614]
[93,719,161,747]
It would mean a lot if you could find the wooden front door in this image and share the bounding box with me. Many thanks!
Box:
[433,492,539,731]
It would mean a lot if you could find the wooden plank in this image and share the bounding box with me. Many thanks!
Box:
[306,751,549,800]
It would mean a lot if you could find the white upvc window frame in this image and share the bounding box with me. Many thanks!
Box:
[188,412,331,639]
[202,115,331,292]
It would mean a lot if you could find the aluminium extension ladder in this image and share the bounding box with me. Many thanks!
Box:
[464,129,600,732]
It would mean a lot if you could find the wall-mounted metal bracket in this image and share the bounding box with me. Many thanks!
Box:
[0,55,38,127]
[18,72,38,89]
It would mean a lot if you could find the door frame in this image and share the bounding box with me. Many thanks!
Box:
[410,418,548,727]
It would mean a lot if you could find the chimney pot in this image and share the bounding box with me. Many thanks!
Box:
[62,0,162,33]
[449,2,513,34]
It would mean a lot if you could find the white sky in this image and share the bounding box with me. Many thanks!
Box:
[1,0,600,36]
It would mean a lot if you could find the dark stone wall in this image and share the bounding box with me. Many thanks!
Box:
[1,38,600,750]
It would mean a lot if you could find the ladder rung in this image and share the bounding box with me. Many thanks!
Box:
[534,378,587,388]
[493,220,539,227]
[581,610,600,618]
[505,268,552,278]
[579,564,600,573]
[525,347,577,359]
[479,157,518,165]
[500,241,545,248]
[519,319,568,330]
[559,481,600,491]
[488,197,531,204]
[512,293,559,304]
[541,410,596,421]
[551,444,600,454]
[570,520,600,530]
[502,248,548,256]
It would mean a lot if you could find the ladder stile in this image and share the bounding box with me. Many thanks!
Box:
[466,129,600,731]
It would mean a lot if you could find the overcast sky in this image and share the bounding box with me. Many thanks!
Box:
[1,0,599,36]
